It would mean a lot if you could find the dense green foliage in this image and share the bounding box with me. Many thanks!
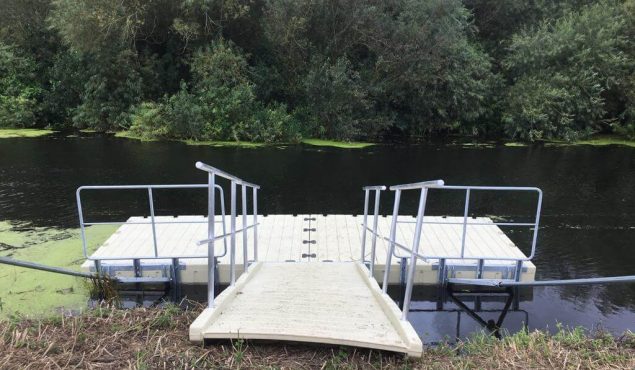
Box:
[0,0,633,142]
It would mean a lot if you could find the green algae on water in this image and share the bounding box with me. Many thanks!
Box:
[0,128,54,138]
[0,221,117,319]
[301,138,374,148]
[114,131,267,148]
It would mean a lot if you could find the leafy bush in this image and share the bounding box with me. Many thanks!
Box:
[1,0,634,142]
[72,50,142,131]
[502,1,632,141]
[129,41,300,143]
[299,57,374,140]
[40,49,87,129]
[250,102,300,143]
[0,43,40,128]
[128,101,169,139]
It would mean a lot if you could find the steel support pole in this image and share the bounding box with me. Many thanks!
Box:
[230,180,237,286]
[242,184,248,272]
[401,188,428,320]
[369,190,381,277]
[253,188,258,261]
[207,173,216,307]
[460,189,470,258]
[148,188,159,257]
[75,189,88,258]
[382,190,401,293]
[360,190,370,262]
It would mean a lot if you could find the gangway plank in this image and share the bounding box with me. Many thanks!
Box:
[189,261,423,357]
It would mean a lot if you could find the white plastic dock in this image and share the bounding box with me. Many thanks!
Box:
[81,214,536,284]
[189,261,423,356]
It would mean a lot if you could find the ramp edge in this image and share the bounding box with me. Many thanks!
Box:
[189,261,264,342]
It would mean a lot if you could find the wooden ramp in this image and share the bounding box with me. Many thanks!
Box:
[189,261,423,357]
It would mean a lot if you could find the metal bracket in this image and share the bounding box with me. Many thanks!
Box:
[302,240,316,244]
[303,228,316,232]
[302,253,317,258]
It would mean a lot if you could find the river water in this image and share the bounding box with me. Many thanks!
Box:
[1,133,634,342]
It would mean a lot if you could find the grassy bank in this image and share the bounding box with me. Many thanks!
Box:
[0,222,117,318]
[0,305,633,369]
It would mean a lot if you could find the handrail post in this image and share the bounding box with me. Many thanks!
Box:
[460,189,470,258]
[360,190,370,262]
[241,184,248,272]
[207,173,216,307]
[253,188,258,262]
[76,188,89,258]
[217,185,228,255]
[229,180,237,286]
[148,187,159,257]
[401,187,428,320]
[529,189,543,259]
[382,189,401,293]
[369,190,381,277]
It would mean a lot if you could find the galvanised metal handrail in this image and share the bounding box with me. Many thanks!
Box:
[361,180,543,321]
[195,161,260,308]
[360,185,386,277]
[76,184,229,261]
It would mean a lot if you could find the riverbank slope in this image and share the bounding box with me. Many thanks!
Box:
[1,305,633,369]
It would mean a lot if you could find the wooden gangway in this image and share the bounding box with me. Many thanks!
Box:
[189,261,423,357]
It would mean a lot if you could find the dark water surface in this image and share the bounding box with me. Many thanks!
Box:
[1,133,634,342]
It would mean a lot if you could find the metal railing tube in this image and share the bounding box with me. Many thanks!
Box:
[382,189,401,293]
[148,188,159,257]
[401,187,429,320]
[369,190,381,277]
[195,161,261,189]
[207,173,216,307]
[217,185,228,257]
[76,188,88,258]
[362,185,387,191]
[230,180,237,286]
[460,189,470,258]
[360,190,370,262]
[389,180,444,191]
[528,189,543,259]
[253,188,258,261]
[241,184,248,272]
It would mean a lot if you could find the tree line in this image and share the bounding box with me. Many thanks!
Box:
[1,0,633,143]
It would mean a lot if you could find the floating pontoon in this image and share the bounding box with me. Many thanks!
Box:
[76,161,546,356]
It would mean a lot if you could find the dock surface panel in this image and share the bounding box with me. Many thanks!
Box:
[189,261,423,357]
[82,214,536,284]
